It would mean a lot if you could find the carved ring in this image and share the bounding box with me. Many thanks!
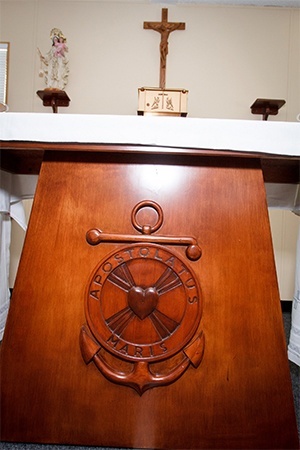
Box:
[131,200,164,234]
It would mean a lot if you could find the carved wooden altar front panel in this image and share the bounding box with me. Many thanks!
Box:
[1,151,298,449]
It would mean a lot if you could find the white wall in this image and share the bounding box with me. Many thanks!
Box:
[1,0,299,298]
[1,0,299,119]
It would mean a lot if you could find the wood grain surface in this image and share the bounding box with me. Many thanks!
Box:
[1,150,298,449]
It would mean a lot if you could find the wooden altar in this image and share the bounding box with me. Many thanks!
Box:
[0,114,299,449]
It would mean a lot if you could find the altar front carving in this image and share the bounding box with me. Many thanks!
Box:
[0,114,299,449]
[81,200,204,394]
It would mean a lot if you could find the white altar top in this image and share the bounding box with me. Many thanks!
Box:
[1,113,300,157]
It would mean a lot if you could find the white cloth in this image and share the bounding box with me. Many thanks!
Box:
[267,183,300,366]
[265,183,300,213]
[288,225,300,366]
[0,170,38,340]
[0,113,300,157]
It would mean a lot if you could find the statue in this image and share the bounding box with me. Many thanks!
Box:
[38,28,69,90]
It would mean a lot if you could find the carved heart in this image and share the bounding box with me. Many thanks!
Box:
[128,286,159,320]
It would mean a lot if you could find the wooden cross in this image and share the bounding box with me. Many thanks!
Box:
[144,8,185,90]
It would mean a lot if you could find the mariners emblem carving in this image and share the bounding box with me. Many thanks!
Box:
[80,201,205,394]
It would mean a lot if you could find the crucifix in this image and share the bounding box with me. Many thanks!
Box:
[144,8,185,90]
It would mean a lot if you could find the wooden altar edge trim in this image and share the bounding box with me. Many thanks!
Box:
[0,141,299,184]
[1,140,300,158]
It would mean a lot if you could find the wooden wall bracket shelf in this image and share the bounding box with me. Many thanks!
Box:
[250,98,286,121]
[36,89,70,113]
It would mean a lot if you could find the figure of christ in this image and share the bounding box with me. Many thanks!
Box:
[144,8,185,89]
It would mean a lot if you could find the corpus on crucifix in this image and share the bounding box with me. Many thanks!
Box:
[144,8,185,90]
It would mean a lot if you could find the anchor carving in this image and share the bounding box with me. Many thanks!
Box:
[80,200,205,395]
[80,326,205,395]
